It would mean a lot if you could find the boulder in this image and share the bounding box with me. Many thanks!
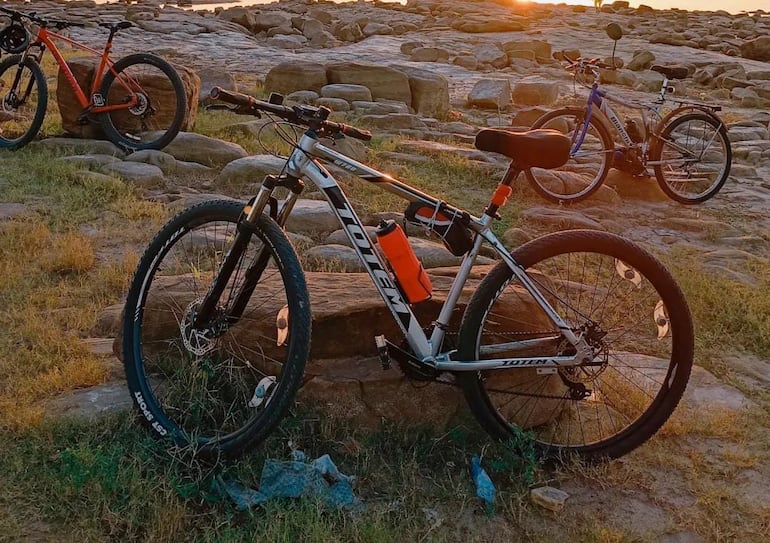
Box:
[512,106,549,127]
[326,63,412,107]
[359,114,427,130]
[362,22,393,37]
[252,12,292,32]
[453,55,479,71]
[512,81,561,106]
[218,7,256,31]
[305,245,365,272]
[265,61,328,95]
[409,47,450,63]
[56,57,200,139]
[731,87,760,108]
[196,67,237,104]
[317,97,351,112]
[284,199,340,233]
[634,71,665,93]
[352,100,410,115]
[502,40,552,62]
[321,84,372,102]
[319,136,368,162]
[57,154,123,170]
[117,269,563,430]
[473,44,508,69]
[627,50,655,71]
[286,90,319,104]
[394,66,450,118]
[333,22,364,42]
[159,132,247,167]
[100,161,165,189]
[215,155,287,186]
[467,79,512,109]
[125,149,178,175]
[301,18,326,40]
[400,41,424,55]
[741,36,770,61]
[268,35,308,49]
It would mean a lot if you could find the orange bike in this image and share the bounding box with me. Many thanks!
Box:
[0,7,186,151]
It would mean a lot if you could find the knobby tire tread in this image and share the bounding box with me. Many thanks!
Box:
[123,200,311,459]
[456,230,694,462]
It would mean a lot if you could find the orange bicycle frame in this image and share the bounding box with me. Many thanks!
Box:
[31,26,138,113]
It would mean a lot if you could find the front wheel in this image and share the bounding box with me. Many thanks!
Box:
[651,112,731,204]
[123,200,311,459]
[457,230,693,462]
[525,107,614,203]
[99,53,186,151]
[0,55,48,150]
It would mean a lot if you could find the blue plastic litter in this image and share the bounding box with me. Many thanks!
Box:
[471,454,496,515]
[218,452,362,512]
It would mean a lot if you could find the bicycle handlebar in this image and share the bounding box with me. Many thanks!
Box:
[210,87,373,142]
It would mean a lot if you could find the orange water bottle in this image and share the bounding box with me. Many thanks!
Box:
[375,220,432,304]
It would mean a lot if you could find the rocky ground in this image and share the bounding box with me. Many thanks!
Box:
[2,0,770,540]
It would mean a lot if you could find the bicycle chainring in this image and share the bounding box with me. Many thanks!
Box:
[394,328,456,381]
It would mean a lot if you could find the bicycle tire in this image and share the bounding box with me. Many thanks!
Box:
[652,112,731,204]
[99,53,186,152]
[456,230,693,462]
[123,200,311,459]
[525,107,613,204]
[0,54,47,150]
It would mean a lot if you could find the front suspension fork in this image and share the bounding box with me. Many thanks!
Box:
[192,175,303,328]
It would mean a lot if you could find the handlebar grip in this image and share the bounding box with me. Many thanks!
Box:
[340,124,372,142]
[210,86,255,108]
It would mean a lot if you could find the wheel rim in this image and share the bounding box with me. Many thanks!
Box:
[529,114,609,201]
[105,62,181,145]
[0,65,41,144]
[475,249,679,454]
[658,117,728,200]
[132,215,294,448]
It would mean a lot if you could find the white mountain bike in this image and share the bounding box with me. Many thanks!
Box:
[122,87,694,463]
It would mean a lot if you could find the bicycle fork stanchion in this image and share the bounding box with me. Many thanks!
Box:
[192,174,301,328]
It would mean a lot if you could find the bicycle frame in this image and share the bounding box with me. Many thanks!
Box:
[579,82,662,151]
[575,79,726,167]
[23,26,138,113]
[233,131,591,373]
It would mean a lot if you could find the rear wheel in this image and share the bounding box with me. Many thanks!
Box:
[123,200,311,459]
[457,230,693,462]
[652,112,731,204]
[526,107,613,203]
[99,53,186,151]
[0,55,47,150]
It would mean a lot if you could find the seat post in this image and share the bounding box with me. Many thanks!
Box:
[484,162,520,218]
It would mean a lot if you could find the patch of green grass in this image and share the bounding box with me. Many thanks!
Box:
[0,413,546,542]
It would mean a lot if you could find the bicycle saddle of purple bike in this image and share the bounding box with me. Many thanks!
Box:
[474,129,571,170]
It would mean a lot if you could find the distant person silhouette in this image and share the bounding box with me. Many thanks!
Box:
[595,0,603,12]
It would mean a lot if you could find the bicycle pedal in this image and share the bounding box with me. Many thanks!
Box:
[374,335,390,370]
